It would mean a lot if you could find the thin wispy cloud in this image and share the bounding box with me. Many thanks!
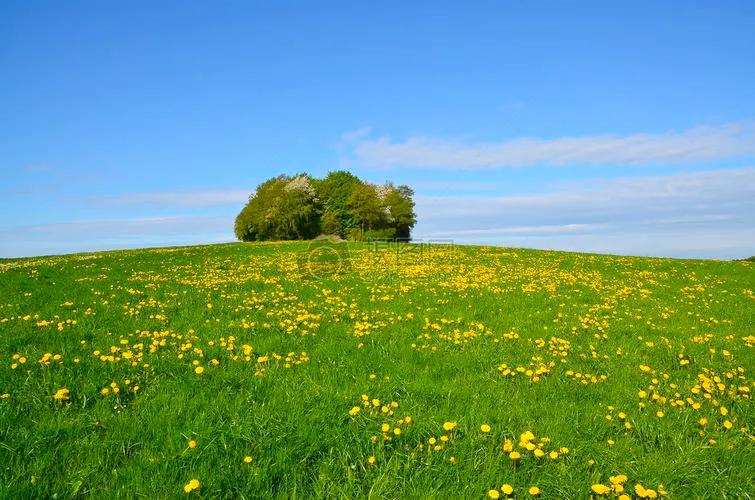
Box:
[22,163,53,173]
[420,223,603,238]
[344,122,755,169]
[340,127,372,144]
[407,180,501,192]
[0,215,234,257]
[5,215,231,238]
[413,167,755,259]
[97,189,252,208]
[416,167,755,216]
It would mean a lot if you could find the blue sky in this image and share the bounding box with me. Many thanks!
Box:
[2,1,754,258]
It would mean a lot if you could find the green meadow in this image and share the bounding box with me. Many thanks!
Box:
[0,241,752,498]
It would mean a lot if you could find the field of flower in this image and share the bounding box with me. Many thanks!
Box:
[0,241,753,498]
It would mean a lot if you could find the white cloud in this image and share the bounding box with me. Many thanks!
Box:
[22,163,53,173]
[413,167,755,259]
[421,223,603,238]
[345,122,755,169]
[340,127,372,144]
[406,180,501,191]
[4,168,754,259]
[97,189,252,208]
[0,215,234,258]
[415,167,755,216]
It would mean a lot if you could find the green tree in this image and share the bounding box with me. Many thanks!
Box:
[234,176,287,241]
[234,172,416,242]
[275,180,320,239]
[348,183,384,234]
[314,171,362,238]
[384,184,417,239]
[234,175,320,241]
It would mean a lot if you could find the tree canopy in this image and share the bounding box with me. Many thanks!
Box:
[234,172,416,242]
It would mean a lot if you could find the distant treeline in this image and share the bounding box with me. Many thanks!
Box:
[234,171,416,242]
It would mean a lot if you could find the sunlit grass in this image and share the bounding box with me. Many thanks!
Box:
[0,241,752,498]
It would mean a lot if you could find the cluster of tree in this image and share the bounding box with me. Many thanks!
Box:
[234,171,417,242]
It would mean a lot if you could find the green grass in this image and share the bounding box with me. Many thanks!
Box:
[0,241,753,499]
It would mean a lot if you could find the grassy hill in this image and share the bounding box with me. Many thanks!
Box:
[0,242,753,498]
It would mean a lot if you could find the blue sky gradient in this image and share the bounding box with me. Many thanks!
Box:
[2,1,755,258]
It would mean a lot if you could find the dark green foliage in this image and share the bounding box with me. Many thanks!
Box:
[384,185,417,239]
[234,171,416,242]
[348,183,385,233]
[234,175,320,241]
[316,171,362,238]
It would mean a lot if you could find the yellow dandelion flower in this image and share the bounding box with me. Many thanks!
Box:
[183,479,200,493]
[519,431,535,443]
[52,388,69,401]
[443,421,457,431]
[592,484,611,495]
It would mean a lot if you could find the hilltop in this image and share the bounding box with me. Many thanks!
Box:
[0,242,753,498]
